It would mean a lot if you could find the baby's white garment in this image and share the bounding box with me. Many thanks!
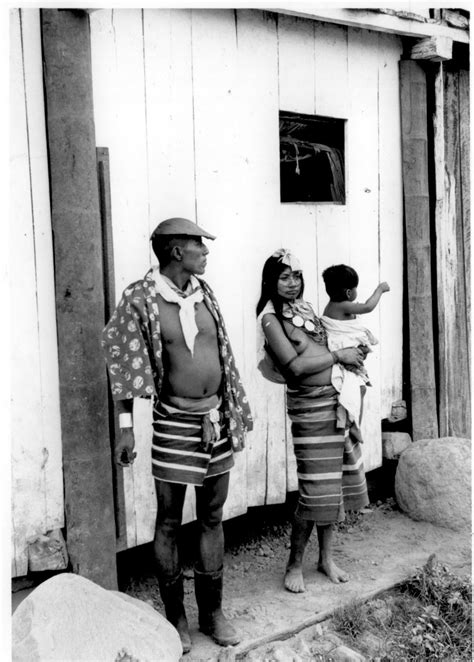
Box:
[321,316,378,425]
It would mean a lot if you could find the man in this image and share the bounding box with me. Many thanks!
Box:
[102,218,253,653]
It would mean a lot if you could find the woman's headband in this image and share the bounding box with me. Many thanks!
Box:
[272,248,302,272]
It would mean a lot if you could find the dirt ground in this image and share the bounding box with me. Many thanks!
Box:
[119,493,471,661]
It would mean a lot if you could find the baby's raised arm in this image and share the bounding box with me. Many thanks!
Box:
[338,282,390,315]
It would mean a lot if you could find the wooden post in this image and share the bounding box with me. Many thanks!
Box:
[41,9,117,588]
[433,61,471,437]
[399,60,439,440]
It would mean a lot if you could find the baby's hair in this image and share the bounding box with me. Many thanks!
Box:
[322,264,359,302]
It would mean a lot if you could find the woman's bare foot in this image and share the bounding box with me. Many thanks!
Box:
[284,564,306,593]
[318,559,349,583]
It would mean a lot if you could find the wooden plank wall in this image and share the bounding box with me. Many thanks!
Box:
[433,61,471,437]
[10,9,64,576]
[399,60,439,441]
[89,9,404,549]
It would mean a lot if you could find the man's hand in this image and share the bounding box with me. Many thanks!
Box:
[335,347,364,369]
[379,281,390,293]
[115,428,137,467]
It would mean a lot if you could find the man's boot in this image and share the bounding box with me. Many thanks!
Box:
[194,567,240,647]
[158,572,192,653]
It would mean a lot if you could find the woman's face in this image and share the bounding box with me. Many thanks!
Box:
[277,267,303,301]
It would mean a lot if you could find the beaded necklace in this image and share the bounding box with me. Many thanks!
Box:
[282,300,327,345]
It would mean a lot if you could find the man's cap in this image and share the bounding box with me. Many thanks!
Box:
[150,217,216,241]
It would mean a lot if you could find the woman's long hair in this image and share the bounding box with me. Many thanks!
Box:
[256,254,305,318]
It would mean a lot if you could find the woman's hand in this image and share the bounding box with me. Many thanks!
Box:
[335,347,364,368]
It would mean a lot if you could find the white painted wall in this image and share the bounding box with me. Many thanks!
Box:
[87,8,404,549]
[10,9,64,576]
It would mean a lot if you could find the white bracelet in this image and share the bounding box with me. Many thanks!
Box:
[118,413,133,429]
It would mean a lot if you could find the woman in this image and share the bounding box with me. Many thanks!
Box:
[257,249,369,593]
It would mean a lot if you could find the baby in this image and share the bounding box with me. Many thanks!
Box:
[321,264,390,428]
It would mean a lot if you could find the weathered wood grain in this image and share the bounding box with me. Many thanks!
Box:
[377,31,404,415]
[191,8,249,518]
[459,69,470,349]
[11,9,65,577]
[399,59,438,441]
[346,27,382,469]
[433,63,471,437]
[41,8,117,588]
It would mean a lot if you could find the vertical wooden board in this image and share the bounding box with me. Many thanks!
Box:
[440,68,470,436]
[278,14,315,115]
[130,399,157,543]
[314,21,349,119]
[316,206,351,309]
[347,28,382,471]
[90,9,150,294]
[143,9,196,239]
[313,23,351,310]
[400,60,438,441]
[90,9,151,547]
[377,32,404,416]
[234,9,288,508]
[190,8,248,519]
[10,8,47,575]
[280,206,319,310]
[21,9,64,533]
[459,69,470,351]
[278,14,328,496]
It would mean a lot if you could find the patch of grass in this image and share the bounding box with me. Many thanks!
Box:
[332,555,472,661]
[332,600,371,639]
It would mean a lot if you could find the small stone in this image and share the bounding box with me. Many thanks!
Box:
[270,645,303,662]
[331,644,366,661]
[357,631,384,656]
[388,399,407,422]
[382,432,412,459]
[27,529,68,572]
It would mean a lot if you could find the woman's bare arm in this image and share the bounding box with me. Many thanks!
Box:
[262,314,364,378]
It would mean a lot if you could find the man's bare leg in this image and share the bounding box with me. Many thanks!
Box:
[154,480,187,576]
[284,516,314,593]
[316,524,349,583]
[154,480,192,653]
[195,472,228,573]
[194,472,239,646]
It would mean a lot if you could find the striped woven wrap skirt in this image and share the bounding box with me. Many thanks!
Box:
[286,384,369,525]
[151,395,234,486]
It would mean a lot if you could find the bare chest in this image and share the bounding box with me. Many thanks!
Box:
[157,296,218,347]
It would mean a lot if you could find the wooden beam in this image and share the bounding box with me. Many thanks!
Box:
[441,9,469,30]
[433,62,471,437]
[410,36,453,61]
[41,9,117,589]
[269,7,469,44]
[399,60,439,441]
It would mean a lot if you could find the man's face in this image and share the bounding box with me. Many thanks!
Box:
[180,238,209,275]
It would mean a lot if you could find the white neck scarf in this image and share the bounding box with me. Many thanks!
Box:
[152,268,204,356]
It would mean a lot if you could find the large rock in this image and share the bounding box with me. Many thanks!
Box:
[395,437,471,531]
[12,573,182,662]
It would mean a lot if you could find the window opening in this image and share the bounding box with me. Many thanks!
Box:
[279,111,345,204]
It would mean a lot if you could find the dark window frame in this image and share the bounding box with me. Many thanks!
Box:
[279,111,346,205]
